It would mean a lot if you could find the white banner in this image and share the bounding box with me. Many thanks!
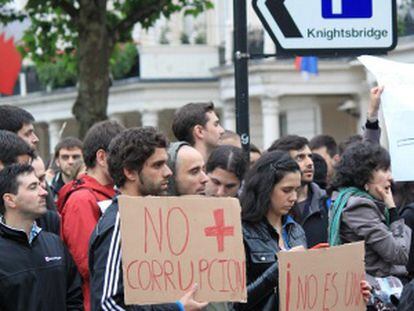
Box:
[358,55,414,181]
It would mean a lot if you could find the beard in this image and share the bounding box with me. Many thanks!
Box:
[138,171,168,196]
[301,170,314,186]
[301,178,312,186]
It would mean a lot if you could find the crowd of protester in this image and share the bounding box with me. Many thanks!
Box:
[0,85,412,311]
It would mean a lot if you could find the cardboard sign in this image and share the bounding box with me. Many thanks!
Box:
[278,242,366,311]
[118,195,247,305]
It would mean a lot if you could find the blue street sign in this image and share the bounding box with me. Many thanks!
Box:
[322,0,373,19]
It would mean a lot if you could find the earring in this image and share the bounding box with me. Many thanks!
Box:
[364,184,369,192]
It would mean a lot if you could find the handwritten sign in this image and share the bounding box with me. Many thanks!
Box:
[359,55,414,181]
[278,242,366,311]
[118,195,247,305]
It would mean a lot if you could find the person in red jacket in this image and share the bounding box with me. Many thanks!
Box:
[58,120,125,311]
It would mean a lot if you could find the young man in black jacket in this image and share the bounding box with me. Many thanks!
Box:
[0,164,83,310]
[268,135,328,247]
[89,127,207,311]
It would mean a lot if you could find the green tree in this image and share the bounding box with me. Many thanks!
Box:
[399,0,414,36]
[0,0,212,137]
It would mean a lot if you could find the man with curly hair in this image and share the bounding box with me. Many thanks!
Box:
[89,127,207,311]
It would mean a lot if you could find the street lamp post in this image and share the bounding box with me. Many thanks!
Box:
[233,0,251,160]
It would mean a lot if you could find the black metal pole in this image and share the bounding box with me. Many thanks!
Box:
[233,0,250,160]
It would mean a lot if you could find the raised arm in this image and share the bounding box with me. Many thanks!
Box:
[363,86,384,144]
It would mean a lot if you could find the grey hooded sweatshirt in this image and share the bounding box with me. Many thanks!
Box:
[167,141,190,195]
[335,194,411,278]
[167,141,230,311]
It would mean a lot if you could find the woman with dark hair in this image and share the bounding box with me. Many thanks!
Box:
[234,151,305,310]
[205,145,247,197]
[329,142,411,279]
[235,150,372,310]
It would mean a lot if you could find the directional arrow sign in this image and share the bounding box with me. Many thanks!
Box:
[252,0,397,55]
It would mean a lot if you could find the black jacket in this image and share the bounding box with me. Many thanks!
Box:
[36,209,61,235]
[0,222,83,311]
[400,203,414,279]
[292,182,328,247]
[398,279,414,311]
[89,198,180,311]
[34,184,60,235]
[51,171,65,199]
[46,183,57,211]
[234,217,307,311]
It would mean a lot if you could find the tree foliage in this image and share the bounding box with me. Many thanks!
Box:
[398,0,414,36]
[0,0,213,137]
[110,42,138,80]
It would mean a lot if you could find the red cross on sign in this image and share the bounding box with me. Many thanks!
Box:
[204,209,234,252]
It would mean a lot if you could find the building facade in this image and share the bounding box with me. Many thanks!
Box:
[1,0,414,159]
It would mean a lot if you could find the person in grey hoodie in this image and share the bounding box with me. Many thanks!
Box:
[329,141,411,279]
[167,142,229,311]
[167,142,208,196]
